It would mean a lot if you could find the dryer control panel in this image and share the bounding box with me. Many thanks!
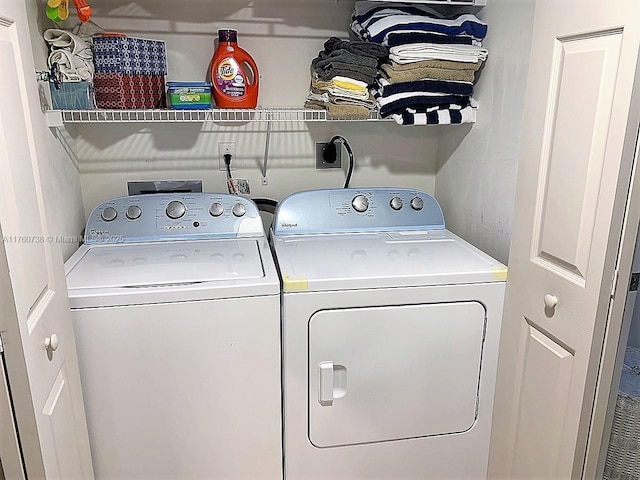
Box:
[85,193,264,244]
[273,188,445,235]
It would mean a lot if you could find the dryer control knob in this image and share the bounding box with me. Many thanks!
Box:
[390,197,403,211]
[101,207,118,222]
[232,202,246,217]
[352,195,369,213]
[166,201,186,219]
[410,196,424,211]
[126,205,142,220]
[209,202,224,217]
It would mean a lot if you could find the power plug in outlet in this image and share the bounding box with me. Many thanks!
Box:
[316,142,342,169]
[219,142,236,171]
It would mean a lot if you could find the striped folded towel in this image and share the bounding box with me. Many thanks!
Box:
[386,31,481,48]
[373,77,473,117]
[351,2,487,44]
[390,98,478,125]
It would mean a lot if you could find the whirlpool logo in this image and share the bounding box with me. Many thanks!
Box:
[280,222,298,229]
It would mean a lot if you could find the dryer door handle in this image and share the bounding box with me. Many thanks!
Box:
[319,362,334,406]
[318,361,347,406]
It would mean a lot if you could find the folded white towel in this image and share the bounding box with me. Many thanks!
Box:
[44,29,93,59]
[48,50,94,82]
[330,76,369,91]
[325,85,370,100]
[389,43,488,64]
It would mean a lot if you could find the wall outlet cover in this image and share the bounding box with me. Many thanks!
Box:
[316,142,342,169]
[230,178,251,195]
[219,142,236,171]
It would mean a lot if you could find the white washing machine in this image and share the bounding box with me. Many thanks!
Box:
[65,193,282,479]
[271,188,507,480]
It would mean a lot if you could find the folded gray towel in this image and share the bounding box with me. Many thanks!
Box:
[324,37,388,61]
[313,61,378,85]
[313,49,379,69]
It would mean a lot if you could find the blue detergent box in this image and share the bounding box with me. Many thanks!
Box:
[167,82,212,109]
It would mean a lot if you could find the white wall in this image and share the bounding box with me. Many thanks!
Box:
[26,0,86,260]
[61,0,439,213]
[73,121,438,214]
[434,0,536,264]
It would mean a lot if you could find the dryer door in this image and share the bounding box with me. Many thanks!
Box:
[308,301,486,447]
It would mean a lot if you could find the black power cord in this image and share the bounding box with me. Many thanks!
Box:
[323,135,355,189]
[224,153,238,195]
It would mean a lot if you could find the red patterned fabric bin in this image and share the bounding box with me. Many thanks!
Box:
[94,74,165,109]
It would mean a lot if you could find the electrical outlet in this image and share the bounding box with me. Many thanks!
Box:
[230,179,251,195]
[218,142,236,171]
[316,142,342,169]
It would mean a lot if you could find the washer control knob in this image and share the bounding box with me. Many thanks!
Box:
[126,205,142,220]
[232,202,246,217]
[166,201,186,219]
[101,207,117,222]
[352,195,369,213]
[410,196,424,211]
[209,202,224,217]
[390,197,403,211]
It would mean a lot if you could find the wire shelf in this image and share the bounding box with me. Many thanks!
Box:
[47,108,391,124]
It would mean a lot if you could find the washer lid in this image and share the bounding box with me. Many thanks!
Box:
[272,230,507,292]
[66,239,265,291]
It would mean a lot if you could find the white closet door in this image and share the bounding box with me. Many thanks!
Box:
[489,1,640,478]
[0,1,93,478]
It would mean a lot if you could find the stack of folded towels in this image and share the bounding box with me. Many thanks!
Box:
[305,37,388,119]
[351,1,488,125]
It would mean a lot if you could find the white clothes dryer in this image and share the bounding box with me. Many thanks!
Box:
[271,188,507,480]
[65,193,282,480]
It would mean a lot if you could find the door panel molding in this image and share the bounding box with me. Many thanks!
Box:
[26,287,54,335]
[532,32,623,285]
[512,321,575,478]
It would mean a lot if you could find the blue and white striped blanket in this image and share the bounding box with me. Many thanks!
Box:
[351,1,488,45]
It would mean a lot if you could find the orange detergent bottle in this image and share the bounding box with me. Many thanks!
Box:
[211,29,259,108]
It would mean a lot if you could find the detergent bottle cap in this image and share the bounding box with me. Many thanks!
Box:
[218,29,238,43]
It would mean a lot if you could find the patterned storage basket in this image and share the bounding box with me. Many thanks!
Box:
[92,35,167,109]
[604,347,640,480]
[93,35,167,76]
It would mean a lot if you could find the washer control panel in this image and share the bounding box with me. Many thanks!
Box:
[85,193,263,244]
[273,188,445,235]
